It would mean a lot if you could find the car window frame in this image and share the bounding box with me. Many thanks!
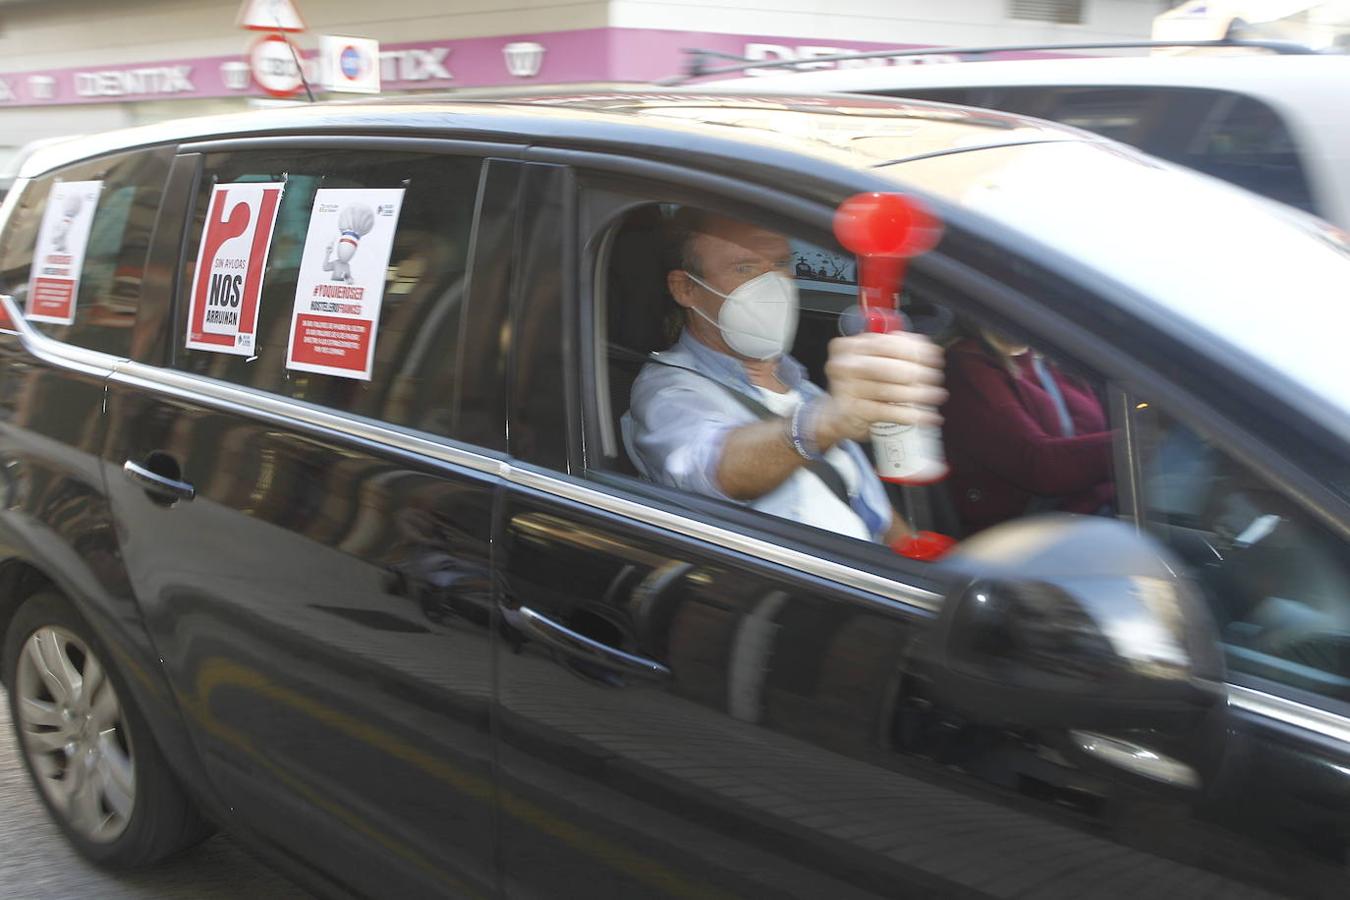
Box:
[155,133,526,454]
[512,154,949,606]
[552,152,1147,606]
[130,148,199,367]
[532,146,1350,723]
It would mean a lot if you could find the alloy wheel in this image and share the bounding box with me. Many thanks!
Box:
[14,625,135,843]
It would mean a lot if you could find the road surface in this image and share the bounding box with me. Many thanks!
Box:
[0,691,310,899]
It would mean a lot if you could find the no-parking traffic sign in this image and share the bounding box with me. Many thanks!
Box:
[249,32,304,98]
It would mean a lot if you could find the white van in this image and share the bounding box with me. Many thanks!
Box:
[735,53,1350,228]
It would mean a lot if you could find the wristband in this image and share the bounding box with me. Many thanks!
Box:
[787,399,825,462]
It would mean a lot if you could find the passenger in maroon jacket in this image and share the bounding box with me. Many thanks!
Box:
[941,330,1115,535]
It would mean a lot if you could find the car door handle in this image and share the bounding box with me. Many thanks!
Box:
[504,606,671,682]
[122,460,195,502]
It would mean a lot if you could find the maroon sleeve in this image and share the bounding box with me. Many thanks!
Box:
[943,347,1114,495]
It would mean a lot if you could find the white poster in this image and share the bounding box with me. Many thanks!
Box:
[285,187,404,381]
[185,181,286,356]
[790,239,857,295]
[27,180,102,324]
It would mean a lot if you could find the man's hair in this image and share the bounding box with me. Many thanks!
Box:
[664,206,717,277]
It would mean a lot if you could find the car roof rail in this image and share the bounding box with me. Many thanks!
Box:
[661,38,1318,85]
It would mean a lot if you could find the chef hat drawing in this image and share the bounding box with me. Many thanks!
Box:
[61,192,83,220]
[336,204,376,256]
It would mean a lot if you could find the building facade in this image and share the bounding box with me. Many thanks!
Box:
[0,0,1168,160]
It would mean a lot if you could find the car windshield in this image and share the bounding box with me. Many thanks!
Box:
[884,141,1350,419]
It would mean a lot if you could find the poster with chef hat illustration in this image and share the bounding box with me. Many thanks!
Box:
[285,187,404,381]
[27,180,103,324]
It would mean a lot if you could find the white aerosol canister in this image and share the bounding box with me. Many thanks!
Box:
[870,418,948,484]
[843,305,949,485]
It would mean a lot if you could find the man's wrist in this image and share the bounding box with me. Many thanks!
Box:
[811,399,847,451]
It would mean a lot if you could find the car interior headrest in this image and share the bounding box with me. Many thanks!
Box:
[607,205,679,360]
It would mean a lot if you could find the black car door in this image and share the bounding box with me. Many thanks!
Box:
[99,141,521,898]
[492,157,1347,899]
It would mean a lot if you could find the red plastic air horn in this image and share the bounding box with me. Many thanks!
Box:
[834,191,942,330]
[835,192,952,560]
[833,192,949,487]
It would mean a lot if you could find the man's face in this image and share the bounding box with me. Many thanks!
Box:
[690,218,793,297]
[669,216,794,356]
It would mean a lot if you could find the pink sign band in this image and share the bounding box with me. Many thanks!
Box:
[0,27,1010,107]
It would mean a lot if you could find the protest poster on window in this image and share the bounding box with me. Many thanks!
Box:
[284,187,404,381]
[184,181,286,356]
[27,180,103,324]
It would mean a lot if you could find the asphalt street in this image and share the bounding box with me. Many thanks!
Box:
[0,691,311,899]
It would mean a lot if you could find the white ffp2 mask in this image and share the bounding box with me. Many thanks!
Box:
[686,270,799,360]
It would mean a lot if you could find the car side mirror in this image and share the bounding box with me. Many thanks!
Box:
[923,515,1227,790]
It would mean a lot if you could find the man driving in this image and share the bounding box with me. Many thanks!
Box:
[623,209,947,544]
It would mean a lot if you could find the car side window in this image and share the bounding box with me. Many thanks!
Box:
[1137,404,1350,703]
[879,87,978,108]
[1036,87,1164,144]
[0,148,171,356]
[596,200,1117,559]
[1178,91,1317,215]
[599,202,898,550]
[172,148,489,445]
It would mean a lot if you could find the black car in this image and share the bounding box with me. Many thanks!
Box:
[0,93,1346,899]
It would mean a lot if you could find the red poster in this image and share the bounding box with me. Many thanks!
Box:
[185,181,285,356]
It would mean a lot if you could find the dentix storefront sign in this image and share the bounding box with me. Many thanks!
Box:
[0,29,990,108]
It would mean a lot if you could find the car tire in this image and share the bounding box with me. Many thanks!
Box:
[2,589,215,867]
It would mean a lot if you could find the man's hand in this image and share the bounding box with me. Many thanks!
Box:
[711,331,943,505]
[817,331,947,446]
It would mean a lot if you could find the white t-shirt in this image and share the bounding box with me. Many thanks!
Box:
[753,386,872,541]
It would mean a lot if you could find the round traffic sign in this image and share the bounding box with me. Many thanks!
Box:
[249,33,304,98]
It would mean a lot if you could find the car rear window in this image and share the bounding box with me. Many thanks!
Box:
[0,147,171,356]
